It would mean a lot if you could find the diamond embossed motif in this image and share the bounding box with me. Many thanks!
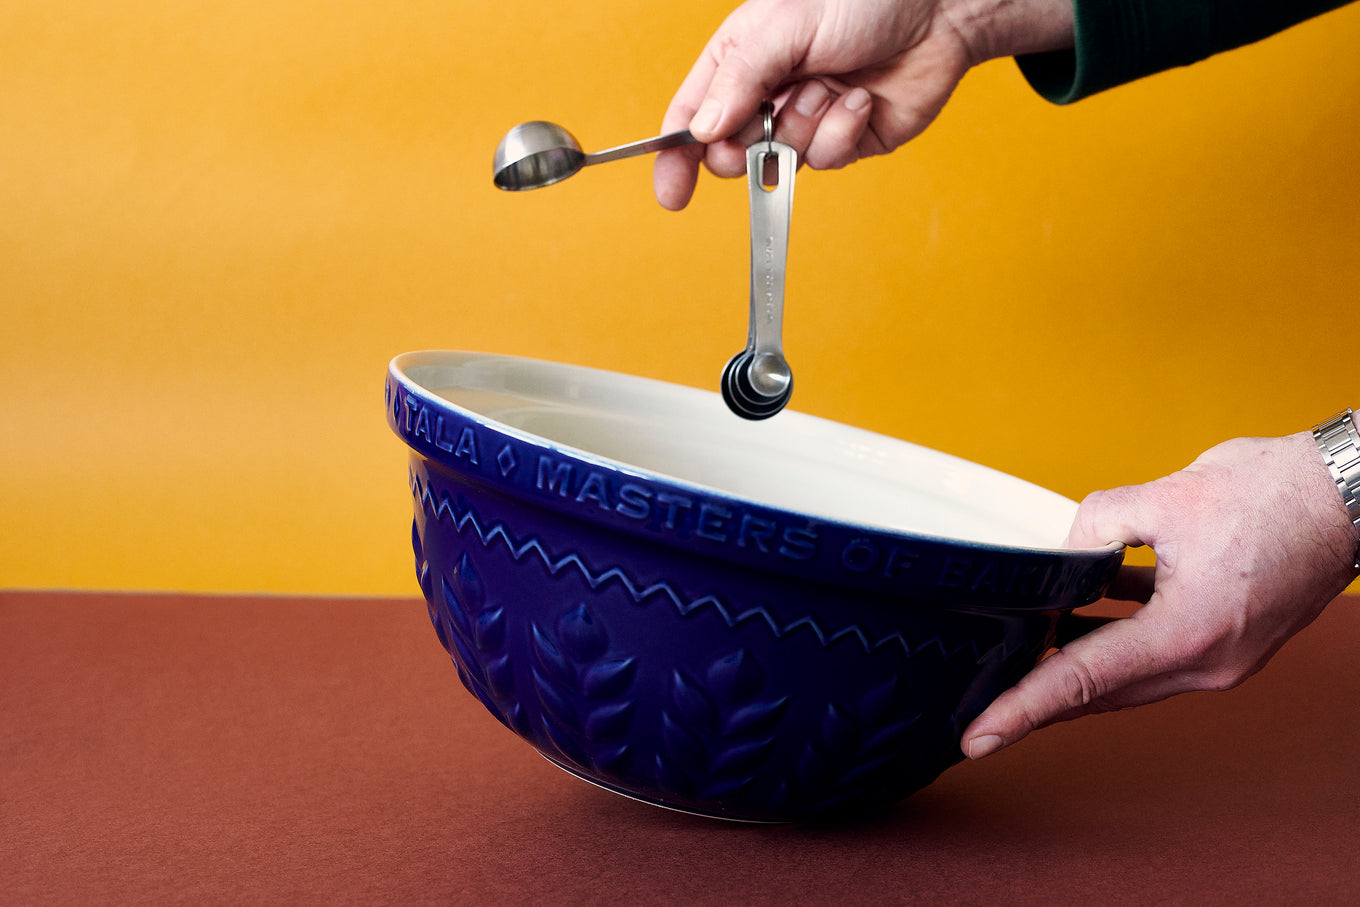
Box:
[496,443,518,478]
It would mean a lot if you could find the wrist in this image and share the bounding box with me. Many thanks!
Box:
[940,0,1075,65]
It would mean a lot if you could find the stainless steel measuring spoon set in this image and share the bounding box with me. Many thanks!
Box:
[494,101,796,420]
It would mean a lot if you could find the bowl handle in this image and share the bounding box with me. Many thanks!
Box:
[1054,612,1118,649]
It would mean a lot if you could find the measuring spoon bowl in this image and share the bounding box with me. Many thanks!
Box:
[494,120,697,190]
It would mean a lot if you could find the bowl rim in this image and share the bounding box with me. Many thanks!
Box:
[387,350,1123,612]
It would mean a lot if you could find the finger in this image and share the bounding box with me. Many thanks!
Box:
[1064,485,1164,604]
[1064,485,1154,550]
[655,83,768,206]
[803,87,874,170]
[654,40,724,210]
[702,109,783,181]
[661,35,723,139]
[959,611,1190,759]
[1065,482,1179,605]
[656,96,788,206]
[766,80,833,159]
[654,145,704,211]
[702,138,754,180]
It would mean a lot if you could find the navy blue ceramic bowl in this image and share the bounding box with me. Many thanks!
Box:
[387,351,1122,822]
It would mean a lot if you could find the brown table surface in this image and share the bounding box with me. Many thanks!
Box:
[4,589,1357,904]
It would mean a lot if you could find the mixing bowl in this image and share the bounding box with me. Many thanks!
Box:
[386,351,1122,822]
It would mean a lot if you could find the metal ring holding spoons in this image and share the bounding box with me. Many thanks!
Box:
[722,102,796,421]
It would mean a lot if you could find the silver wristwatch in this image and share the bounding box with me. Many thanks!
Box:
[1311,409,1360,570]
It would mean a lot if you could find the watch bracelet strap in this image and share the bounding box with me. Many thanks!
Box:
[1311,408,1360,570]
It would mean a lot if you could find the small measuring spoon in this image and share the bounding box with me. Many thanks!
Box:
[722,103,795,421]
[493,120,697,190]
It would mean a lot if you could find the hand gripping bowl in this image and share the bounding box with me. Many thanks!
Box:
[387,351,1123,822]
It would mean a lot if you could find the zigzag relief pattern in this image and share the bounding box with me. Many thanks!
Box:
[411,469,1037,665]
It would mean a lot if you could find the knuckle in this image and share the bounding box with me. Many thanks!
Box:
[1071,487,1121,530]
[1057,654,1106,709]
[1027,649,1111,720]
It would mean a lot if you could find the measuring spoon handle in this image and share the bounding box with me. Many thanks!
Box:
[583,130,698,166]
[747,140,795,358]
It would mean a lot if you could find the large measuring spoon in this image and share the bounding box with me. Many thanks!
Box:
[493,120,697,190]
[722,102,795,421]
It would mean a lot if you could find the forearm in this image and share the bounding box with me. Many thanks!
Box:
[942,0,1075,65]
[1017,0,1357,103]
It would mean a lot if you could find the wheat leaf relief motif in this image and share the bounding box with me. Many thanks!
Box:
[792,673,927,810]
[580,657,637,699]
[428,549,523,734]
[656,649,788,806]
[528,603,639,778]
[583,701,634,742]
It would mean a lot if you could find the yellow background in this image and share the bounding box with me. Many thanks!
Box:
[4,2,1359,595]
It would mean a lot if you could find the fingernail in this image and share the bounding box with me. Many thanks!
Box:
[690,98,723,139]
[794,81,830,117]
[967,734,1005,760]
[843,87,871,112]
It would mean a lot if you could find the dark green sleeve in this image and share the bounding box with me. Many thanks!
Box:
[1017,0,1356,104]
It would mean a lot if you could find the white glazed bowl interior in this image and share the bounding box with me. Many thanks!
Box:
[403,352,1091,553]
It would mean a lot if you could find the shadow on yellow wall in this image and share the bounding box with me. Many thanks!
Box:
[4,1,1359,593]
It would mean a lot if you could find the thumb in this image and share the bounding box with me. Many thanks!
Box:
[961,483,1173,759]
[959,607,1193,759]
